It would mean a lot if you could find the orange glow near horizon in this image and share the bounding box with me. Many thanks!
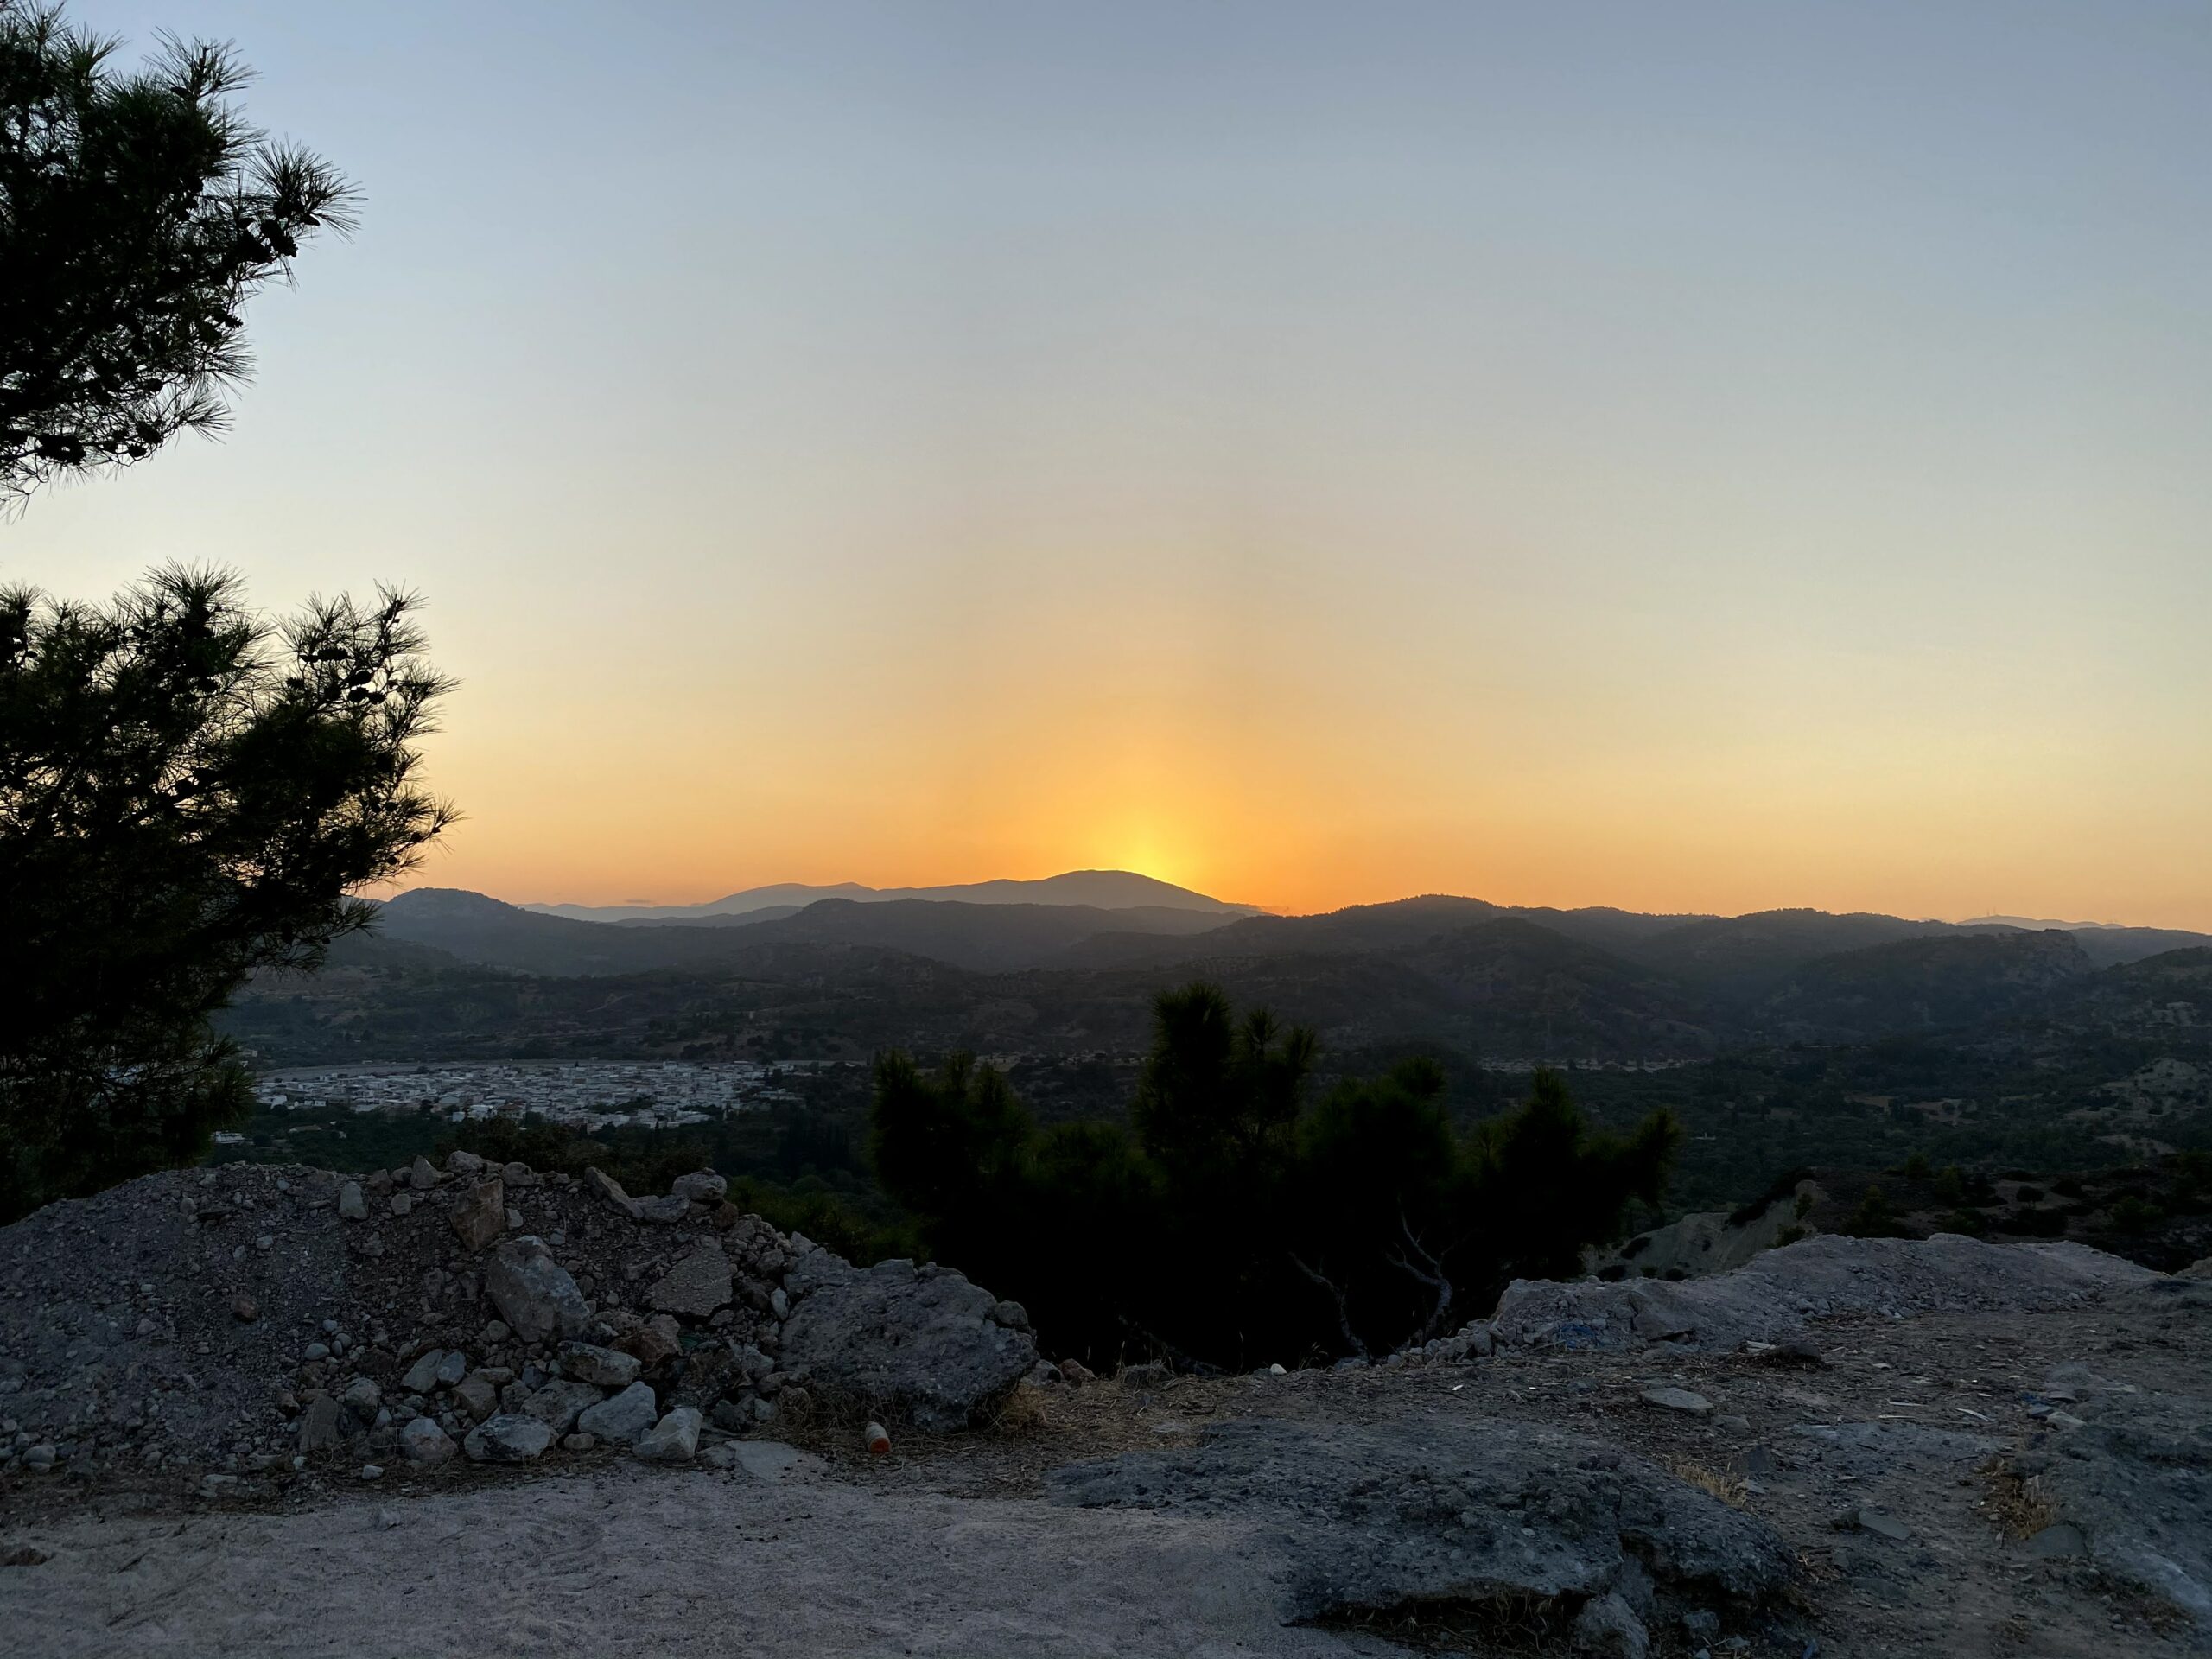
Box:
[8,6,2209,934]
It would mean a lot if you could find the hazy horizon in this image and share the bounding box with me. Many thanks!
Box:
[400,865,2201,936]
[10,2,2209,928]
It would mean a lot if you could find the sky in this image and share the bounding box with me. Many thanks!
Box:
[8,2,2211,925]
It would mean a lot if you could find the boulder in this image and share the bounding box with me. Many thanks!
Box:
[296,1392,345,1455]
[408,1156,439,1191]
[521,1379,603,1436]
[340,1376,382,1419]
[448,1178,506,1250]
[636,1194,690,1224]
[577,1381,658,1446]
[454,1373,499,1423]
[617,1319,681,1369]
[463,1414,555,1463]
[484,1236,592,1344]
[779,1255,1039,1432]
[671,1169,728,1205]
[635,1407,702,1464]
[399,1417,456,1465]
[560,1342,642,1389]
[583,1166,640,1221]
[646,1243,734,1319]
[400,1350,446,1394]
[337,1183,366,1221]
[1573,1592,1651,1658]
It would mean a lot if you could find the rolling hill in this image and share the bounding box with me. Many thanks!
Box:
[523,869,1257,924]
[366,887,1243,976]
[1758,929,2095,1039]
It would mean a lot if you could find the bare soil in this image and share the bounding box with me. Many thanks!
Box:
[4,1267,2205,1657]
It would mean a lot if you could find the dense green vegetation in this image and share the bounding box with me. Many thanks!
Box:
[870,982,1679,1368]
[1560,1033,2212,1211]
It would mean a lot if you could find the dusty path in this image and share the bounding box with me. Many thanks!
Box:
[5,1463,1356,1659]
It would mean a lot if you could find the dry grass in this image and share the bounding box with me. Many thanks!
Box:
[984,1381,1053,1438]
[1667,1457,1749,1508]
[1978,1459,2061,1539]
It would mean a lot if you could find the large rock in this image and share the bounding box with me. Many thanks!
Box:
[341,1376,383,1419]
[616,1318,681,1369]
[577,1381,658,1446]
[448,1178,506,1250]
[671,1169,727,1205]
[454,1372,499,1423]
[778,1255,1038,1431]
[635,1407,702,1465]
[484,1236,592,1344]
[399,1417,456,1465]
[400,1350,447,1394]
[1573,1592,1651,1658]
[646,1243,733,1319]
[296,1391,346,1455]
[1490,1235,2159,1354]
[463,1414,555,1463]
[521,1379,604,1436]
[1051,1417,1792,1628]
[583,1166,640,1221]
[560,1341,642,1389]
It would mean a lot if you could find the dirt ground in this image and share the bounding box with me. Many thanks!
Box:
[3,1274,2203,1658]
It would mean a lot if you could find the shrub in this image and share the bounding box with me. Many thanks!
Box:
[2110,1196,2164,1236]
[871,981,1679,1368]
[1843,1185,1904,1238]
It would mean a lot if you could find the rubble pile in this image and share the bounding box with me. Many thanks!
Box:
[0,1155,1036,1484]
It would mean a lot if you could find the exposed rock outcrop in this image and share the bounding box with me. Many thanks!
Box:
[1052,1416,1793,1648]
[780,1253,1039,1431]
[1491,1232,2158,1354]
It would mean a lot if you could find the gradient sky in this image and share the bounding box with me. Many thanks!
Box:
[8,2,2210,924]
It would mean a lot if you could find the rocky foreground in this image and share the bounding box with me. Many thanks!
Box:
[0,1160,2208,1658]
[0,1155,1039,1486]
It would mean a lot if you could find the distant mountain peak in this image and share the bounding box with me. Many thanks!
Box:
[518,868,1256,924]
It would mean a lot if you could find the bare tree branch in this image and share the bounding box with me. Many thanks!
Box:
[1384,1209,1458,1346]
[1290,1253,1368,1359]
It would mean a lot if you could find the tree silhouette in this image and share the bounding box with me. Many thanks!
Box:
[871,982,1681,1368]
[0,568,453,1218]
[0,1,355,505]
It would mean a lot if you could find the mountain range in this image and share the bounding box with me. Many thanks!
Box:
[345,874,2212,1059]
[521,868,1256,925]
